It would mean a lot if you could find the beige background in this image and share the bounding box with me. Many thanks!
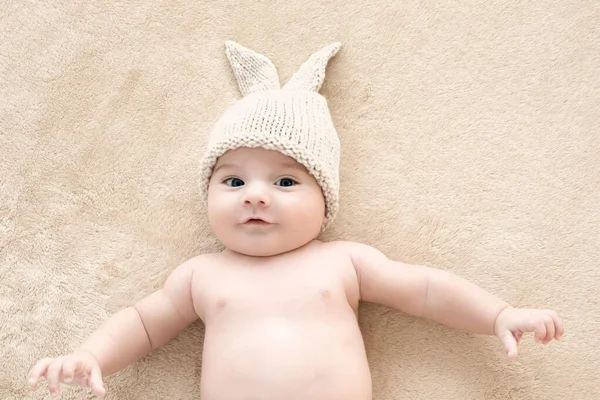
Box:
[2,1,599,399]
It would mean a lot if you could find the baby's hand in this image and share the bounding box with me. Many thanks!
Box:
[27,350,106,397]
[493,307,564,360]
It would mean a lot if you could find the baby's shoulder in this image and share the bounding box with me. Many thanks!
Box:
[183,251,223,275]
[320,239,380,261]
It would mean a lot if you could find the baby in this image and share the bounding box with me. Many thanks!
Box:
[27,41,564,400]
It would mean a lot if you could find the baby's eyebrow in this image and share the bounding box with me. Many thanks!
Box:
[212,163,238,174]
[279,162,305,171]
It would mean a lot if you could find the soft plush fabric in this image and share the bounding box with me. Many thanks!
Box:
[1,1,598,399]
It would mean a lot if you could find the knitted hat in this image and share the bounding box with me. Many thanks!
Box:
[199,40,342,227]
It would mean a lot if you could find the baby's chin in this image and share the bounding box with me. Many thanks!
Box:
[231,247,286,258]
[226,243,298,258]
[220,235,314,258]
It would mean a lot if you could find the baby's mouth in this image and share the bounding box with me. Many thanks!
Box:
[244,218,270,225]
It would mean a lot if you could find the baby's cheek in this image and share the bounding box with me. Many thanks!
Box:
[208,197,231,222]
[215,203,235,222]
[290,197,324,221]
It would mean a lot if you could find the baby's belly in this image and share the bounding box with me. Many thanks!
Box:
[200,317,372,400]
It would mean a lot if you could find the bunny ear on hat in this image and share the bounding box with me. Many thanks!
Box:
[225,41,281,96]
[224,41,342,97]
[283,42,341,92]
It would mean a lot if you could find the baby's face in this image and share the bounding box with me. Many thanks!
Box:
[207,147,327,257]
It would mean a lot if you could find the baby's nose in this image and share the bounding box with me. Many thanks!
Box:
[242,183,271,206]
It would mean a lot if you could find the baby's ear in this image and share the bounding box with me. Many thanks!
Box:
[224,41,281,96]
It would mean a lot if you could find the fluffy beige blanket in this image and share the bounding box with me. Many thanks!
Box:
[2,1,598,399]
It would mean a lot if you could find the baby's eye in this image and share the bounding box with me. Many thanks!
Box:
[224,177,245,187]
[276,178,297,187]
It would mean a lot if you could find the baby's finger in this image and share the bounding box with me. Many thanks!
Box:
[46,359,64,396]
[90,365,106,397]
[542,314,555,344]
[531,319,547,343]
[27,358,53,388]
[548,310,565,340]
[62,357,78,384]
[498,330,519,360]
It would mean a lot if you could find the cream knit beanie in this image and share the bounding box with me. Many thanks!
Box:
[199,41,342,227]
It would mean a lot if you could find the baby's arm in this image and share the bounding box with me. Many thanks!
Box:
[345,242,563,357]
[78,257,200,376]
[346,242,507,334]
[28,257,200,396]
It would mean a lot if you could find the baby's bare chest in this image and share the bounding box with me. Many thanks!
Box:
[192,250,360,321]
